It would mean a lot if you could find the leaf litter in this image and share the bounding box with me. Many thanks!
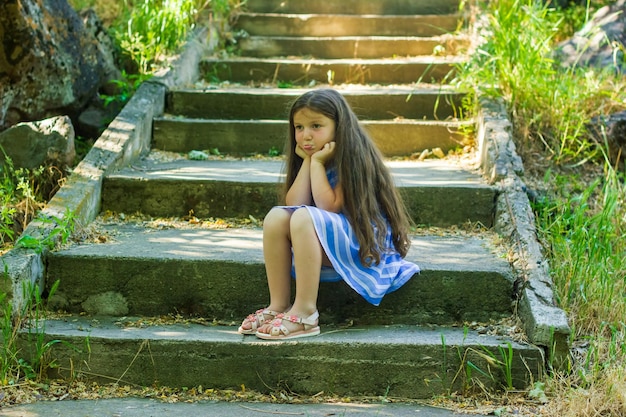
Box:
[1,148,545,415]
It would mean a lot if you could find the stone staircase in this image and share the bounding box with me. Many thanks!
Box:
[27,0,552,399]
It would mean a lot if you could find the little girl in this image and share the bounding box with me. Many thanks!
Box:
[238,88,420,340]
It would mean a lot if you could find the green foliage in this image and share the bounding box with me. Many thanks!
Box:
[111,0,204,73]
[268,146,281,157]
[16,209,76,254]
[534,164,626,414]
[1,152,45,249]
[1,147,71,250]
[548,0,616,41]
[1,262,78,385]
[458,1,626,411]
[0,167,17,246]
[211,0,239,18]
[535,165,625,336]
[456,0,626,164]
[100,71,152,109]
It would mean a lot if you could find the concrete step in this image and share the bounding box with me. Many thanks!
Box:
[30,316,543,398]
[152,117,472,156]
[238,35,470,59]
[46,224,513,323]
[166,86,466,121]
[244,0,461,15]
[200,56,463,85]
[100,159,495,227]
[235,13,461,37]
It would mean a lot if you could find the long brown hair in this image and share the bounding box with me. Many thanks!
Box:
[282,88,412,265]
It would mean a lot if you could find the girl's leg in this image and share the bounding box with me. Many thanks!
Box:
[239,207,292,333]
[262,207,294,313]
[288,207,322,317]
[258,207,322,335]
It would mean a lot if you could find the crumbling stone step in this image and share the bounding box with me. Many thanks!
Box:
[101,159,495,227]
[46,225,513,323]
[166,86,466,121]
[238,35,470,59]
[236,13,460,37]
[33,316,542,398]
[200,57,463,85]
[245,0,461,15]
[152,118,472,156]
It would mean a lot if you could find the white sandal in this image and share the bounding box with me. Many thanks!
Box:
[255,311,320,340]
[238,308,281,335]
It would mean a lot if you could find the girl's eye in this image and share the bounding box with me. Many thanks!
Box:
[312,124,321,129]
[294,125,303,131]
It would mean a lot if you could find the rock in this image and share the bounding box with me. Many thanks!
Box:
[188,150,210,160]
[0,0,108,130]
[0,116,76,170]
[554,0,626,73]
[432,147,445,158]
[76,99,122,140]
[81,291,129,316]
[80,7,123,97]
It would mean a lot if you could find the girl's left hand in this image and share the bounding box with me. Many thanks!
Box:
[312,142,336,164]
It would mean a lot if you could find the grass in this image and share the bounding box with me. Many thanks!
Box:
[0,270,68,385]
[456,0,626,415]
[68,0,241,74]
[536,165,626,416]
[0,153,66,254]
[111,0,206,73]
[459,0,625,164]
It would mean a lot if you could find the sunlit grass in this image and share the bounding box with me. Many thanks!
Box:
[69,0,239,73]
[459,0,626,164]
[457,0,626,415]
[111,0,205,73]
[537,167,625,334]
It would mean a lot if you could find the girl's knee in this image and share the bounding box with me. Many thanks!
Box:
[264,207,291,231]
[290,208,314,233]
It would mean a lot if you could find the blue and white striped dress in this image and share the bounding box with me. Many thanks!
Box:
[278,167,420,306]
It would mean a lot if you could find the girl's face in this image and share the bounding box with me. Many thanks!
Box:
[293,107,336,156]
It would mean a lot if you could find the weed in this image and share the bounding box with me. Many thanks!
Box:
[268,146,281,157]
[536,165,625,335]
[100,71,153,110]
[16,208,76,254]
[111,0,205,73]
[440,333,449,392]
[456,0,626,165]
[1,149,68,251]
[456,0,626,411]
[497,343,514,390]
[1,263,79,385]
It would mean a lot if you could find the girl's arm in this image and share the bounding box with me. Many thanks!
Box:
[285,147,313,206]
[311,142,344,213]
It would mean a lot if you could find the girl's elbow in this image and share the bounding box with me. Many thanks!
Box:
[314,199,342,213]
[327,199,344,213]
